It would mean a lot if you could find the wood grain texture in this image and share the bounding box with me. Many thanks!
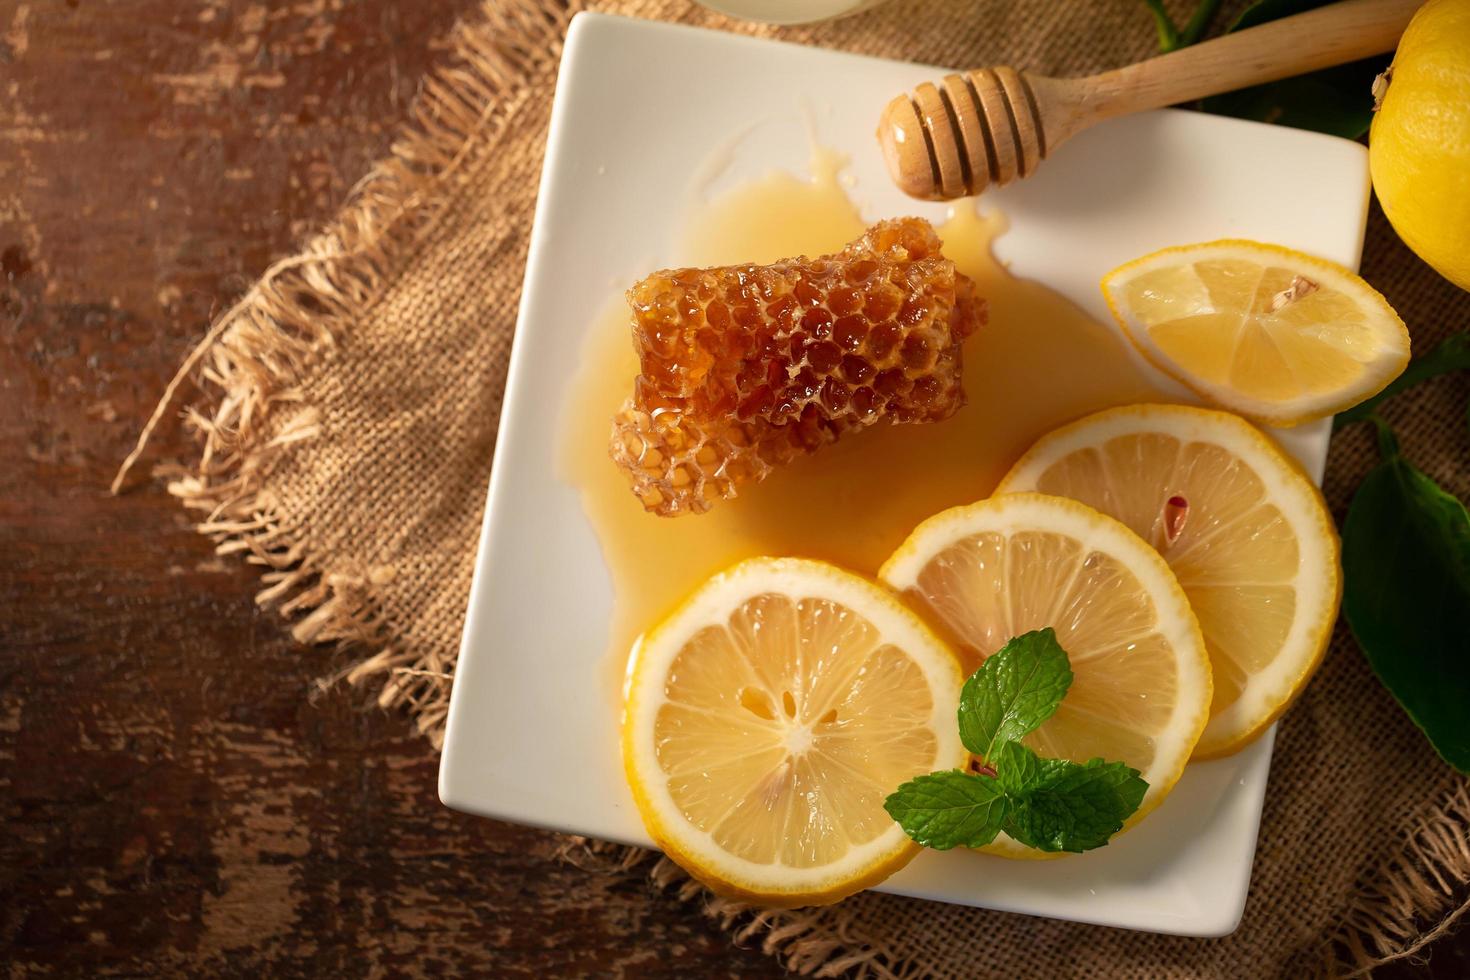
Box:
[0,0,1463,977]
[1080,0,1418,121]
[0,1,778,975]
[879,0,1417,201]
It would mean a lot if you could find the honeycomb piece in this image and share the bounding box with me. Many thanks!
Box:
[611,218,985,516]
[611,395,849,516]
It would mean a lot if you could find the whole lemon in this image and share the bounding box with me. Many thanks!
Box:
[1369,0,1470,291]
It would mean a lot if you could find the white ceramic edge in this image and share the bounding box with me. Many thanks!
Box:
[437,14,598,817]
[440,10,1369,938]
[695,0,886,25]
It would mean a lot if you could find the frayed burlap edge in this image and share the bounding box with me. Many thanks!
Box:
[568,777,1470,980]
[112,0,585,748]
[557,838,912,980]
[1321,780,1470,977]
[112,0,1470,974]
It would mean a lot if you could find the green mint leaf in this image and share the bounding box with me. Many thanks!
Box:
[994,740,1069,797]
[1336,334,1470,429]
[957,628,1073,761]
[891,630,1145,855]
[1343,447,1470,773]
[1003,758,1148,853]
[883,770,1008,850]
[1198,0,1388,138]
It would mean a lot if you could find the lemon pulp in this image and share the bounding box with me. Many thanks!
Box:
[1104,241,1409,426]
[658,597,936,864]
[880,494,1212,857]
[999,405,1340,757]
[623,558,964,904]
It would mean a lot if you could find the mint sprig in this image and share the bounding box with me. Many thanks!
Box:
[884,628,1147,854]
[883,770,1008,851]
[958,627,1072,762]
[1001,746,1149,853]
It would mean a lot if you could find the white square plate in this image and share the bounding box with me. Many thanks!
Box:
[440,12,1369,937]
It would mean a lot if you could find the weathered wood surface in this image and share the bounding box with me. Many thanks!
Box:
[0,1,779,974]
[0,1,1464,977]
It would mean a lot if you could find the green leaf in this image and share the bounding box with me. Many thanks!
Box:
[883,770,1009,850]
[957,628,1073,761]
[1201,64,1386,139]
[1176,0,1222,48]
[890,630,1147,855]
[1003,758,1149,853]
[1139,0,1221,52]
[1195,0,1390,138]
[994,740,1069,796]
[1336,334,1470,429]
[1139,0,1181,52]
[1370,414,1400,460]
[1343,449,1470,773]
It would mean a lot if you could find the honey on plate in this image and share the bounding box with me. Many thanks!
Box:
[560,150,1169,705]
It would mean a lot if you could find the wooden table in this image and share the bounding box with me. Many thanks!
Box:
[0,2,1462,976]
[0,2,778,974]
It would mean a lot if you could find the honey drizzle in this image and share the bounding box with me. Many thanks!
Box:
[559,150,1168,708]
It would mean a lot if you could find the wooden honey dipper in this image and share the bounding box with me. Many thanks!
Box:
[878,0,1421,201]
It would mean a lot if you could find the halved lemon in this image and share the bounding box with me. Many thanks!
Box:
[622,557,966,906]
[879,493,1211,858]
[997,404,1341,759]
[1102,240,1410,426]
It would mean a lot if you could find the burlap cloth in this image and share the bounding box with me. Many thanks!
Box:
[117,0,1470,975]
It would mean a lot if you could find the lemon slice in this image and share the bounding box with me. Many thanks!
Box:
[879,494,1211,858]
[622,557,966,906]
[1102,240,1410,426]
[997,404,1341,758]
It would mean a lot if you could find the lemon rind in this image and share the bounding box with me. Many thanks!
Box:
[879,493,1213,858]
[621,557,967,905]
[1100,240,1410,427]
[995,404,1340,759]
